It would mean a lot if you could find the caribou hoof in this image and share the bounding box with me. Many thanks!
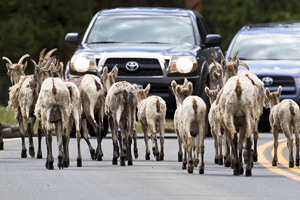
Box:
[58,157,64,169]
[37,151,42,159]
[159,154,164,161]
[120,157,126,166]
[77,159,82,167]
[296,159,300,166]
[240,167,244,175]
[90,149,96,160]
[182,162,187,170]
[233,164,240,175]
[194,158,199,167]
[156,154,160,161]
[112,158,118,165]
[199,169,204,174]
[187,165,194,174]
[289,161,294,168]
[145,153,150,160]
[224,161,231,168]
[272,160,277,166]
[29,147,35,158]
[178,152,183,162]
[46,160,54,170]
[246,169,252,177]
[0,143,4,150]
[214,158,219,164]
[134,148,138,159]
[64,159,70,168]
[128,160,133,166]
[96,155,103,161]
[253,155,258,162]
[21,150,27,158]
[218,157,223,165]
[58,163,64,169]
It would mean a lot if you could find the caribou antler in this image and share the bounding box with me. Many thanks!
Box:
[239,60,249,70]
[18,54,30,64]
[220,50,225,61]
[208,60,222,73]
[44,48,57,60]
[231,51,239,62]
[39,48,47,62]
[2,56,13,65]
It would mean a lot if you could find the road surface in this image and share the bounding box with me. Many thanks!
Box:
[1,133,300,200]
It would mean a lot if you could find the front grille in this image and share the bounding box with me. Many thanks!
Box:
[150,86,169,94]
[100,57,163,76]
[258,75,296,95]
[117,69,163,76]
[105,58,159,65]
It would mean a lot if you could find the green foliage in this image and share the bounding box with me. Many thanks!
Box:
[0,106,18,126]
[1,0,300,106]
[202,0,300,51]
[0,0,95,106]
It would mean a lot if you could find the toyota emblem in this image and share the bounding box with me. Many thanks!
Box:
[262,77,273,86]
[125,61,139,71]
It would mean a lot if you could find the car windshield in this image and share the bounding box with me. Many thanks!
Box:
[86,15,195,45]
[230,32,300,60]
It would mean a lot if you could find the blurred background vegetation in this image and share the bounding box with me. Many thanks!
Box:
[1,0,300,107]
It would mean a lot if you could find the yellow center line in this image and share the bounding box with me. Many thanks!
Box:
[276,138,300,175]
[257,138,300,181]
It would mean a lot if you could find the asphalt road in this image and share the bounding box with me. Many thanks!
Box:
[1,133,300,200]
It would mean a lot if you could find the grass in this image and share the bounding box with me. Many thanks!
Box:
[0,105,175,133]
[0,106,39,132]
[0,106,18,126]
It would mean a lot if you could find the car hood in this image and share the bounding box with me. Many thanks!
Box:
[242,60,300,77]
[77,43,199,56]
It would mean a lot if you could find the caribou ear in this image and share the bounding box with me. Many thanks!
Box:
[112,65,118,78]
[59,62,64,73]
[176,85,181,95]
[188,82,193,94]
[204,87,210,97]
[171,80,177,94]
[103,66,108,75]
[277,86,282,97]
[145,84,151,94]
[265,88,270,99]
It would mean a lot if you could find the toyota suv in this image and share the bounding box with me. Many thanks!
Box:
[226,21,300,131]
[65,8,222,135]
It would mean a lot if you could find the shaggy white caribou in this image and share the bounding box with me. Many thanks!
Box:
[105,81,138,166]
[137,84,166,161]
[265,86,300,168]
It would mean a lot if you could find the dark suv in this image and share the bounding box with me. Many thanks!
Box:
[65,8,221,134]
[226,21,300,131]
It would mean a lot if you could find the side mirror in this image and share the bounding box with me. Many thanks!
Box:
[65,33,79,46]
[206,34,222,47]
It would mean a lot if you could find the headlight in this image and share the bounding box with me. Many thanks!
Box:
[169,56,197,74]
[71,55,96,73]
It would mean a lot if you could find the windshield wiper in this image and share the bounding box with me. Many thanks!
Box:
[87,41,121,44]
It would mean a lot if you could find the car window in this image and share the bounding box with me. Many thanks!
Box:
[230,32,300,60]
[86,16,195,45]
